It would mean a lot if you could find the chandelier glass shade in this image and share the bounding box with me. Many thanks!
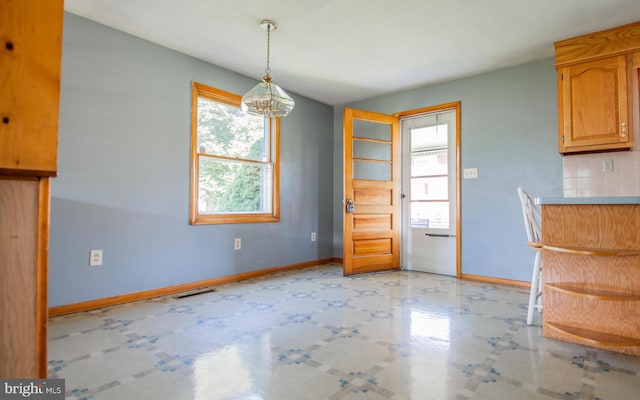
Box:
[242,20,295,118]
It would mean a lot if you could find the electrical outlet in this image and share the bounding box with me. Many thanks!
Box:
[603,159,614,173]
[89,250,103,266]
[311,232,317,242]
[234,238,241,250]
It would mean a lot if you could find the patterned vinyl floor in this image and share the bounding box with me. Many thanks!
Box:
[48,264,640,399]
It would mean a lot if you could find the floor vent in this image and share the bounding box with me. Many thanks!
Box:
[174,288,215,299]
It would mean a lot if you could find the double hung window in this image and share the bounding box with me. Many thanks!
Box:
[190,82,279,224]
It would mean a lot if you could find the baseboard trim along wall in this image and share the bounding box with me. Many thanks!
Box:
[49,258,335,317]
[460,273,530,288]
[49,260,529,317]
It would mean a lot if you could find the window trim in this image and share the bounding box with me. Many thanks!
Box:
[189,82,280,225]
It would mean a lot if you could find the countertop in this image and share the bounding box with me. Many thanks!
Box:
[535,196,640,205]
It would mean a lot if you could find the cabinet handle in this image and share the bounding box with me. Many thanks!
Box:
[621,122,626,137]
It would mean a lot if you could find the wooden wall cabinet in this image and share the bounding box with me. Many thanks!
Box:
[0,0,63,378]
[555,21,640,154]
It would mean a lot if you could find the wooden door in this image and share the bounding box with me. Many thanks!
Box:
[343,108,400,275]
[559,55,630,152]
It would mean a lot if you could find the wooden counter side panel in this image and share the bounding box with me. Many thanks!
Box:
[542,204,640,250]
[0,179,39,377]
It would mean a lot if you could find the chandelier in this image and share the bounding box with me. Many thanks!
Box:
[241,20,295,118]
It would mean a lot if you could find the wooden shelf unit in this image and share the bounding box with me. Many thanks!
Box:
[541,203,640,356]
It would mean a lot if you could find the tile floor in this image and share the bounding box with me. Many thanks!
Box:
[48,264,640,399]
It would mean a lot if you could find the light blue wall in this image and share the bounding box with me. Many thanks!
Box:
[333,59,563,281]
[53,13,564,306]
[50,13,334,307]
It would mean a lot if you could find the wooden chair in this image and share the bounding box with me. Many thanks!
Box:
[517,187,542,325]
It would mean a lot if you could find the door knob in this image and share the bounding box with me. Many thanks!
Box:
[345,198,355,213]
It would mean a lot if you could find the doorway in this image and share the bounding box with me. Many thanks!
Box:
[400,105,459,276]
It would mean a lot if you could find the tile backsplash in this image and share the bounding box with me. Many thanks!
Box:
[563,149,640,197]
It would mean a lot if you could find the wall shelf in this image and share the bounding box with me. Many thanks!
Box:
[547,323,640,347]
[546,283,640,301]
[543,245,640,256]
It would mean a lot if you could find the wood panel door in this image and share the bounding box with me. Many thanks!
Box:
[559,55,631,153]
[343,108,400,275]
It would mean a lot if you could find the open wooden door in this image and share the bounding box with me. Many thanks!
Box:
[343,108,401,275]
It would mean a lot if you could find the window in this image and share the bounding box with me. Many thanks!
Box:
[190,82,279,224]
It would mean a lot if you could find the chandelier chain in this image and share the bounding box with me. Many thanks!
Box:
[265,25,271,76]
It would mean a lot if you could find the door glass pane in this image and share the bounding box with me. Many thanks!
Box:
[353,140,391,161]
[354,160,390,181]
[411,124,447,149]
[411,201,449,229]
[411,177,448,201]
[411,149,447,176]
[353,119,391,141]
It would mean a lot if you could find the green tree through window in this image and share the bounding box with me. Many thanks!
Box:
[218,140,265,212]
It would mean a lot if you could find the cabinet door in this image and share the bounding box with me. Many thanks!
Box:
[559,56,631,153]
[0,0,63,176]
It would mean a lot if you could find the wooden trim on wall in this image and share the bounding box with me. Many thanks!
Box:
[36,177,50,378]
[49,258,334,317]
[332,257,344,263]
[454,103,462,279]
[393,101,461,119]
[460,273,530,289]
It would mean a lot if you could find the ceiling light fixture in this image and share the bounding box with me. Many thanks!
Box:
[241,19,295,118]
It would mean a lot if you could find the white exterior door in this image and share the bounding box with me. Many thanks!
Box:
[401,109,457,275]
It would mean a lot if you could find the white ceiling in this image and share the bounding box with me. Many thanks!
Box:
[64,0,640,106]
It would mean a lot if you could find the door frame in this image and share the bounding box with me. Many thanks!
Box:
[395,101,461,278]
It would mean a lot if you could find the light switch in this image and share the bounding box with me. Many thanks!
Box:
[463,168,478,179]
